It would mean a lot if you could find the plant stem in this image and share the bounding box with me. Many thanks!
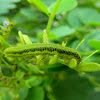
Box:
[76,39,84,50]
[82,50,99,62]
[46,0,61,34]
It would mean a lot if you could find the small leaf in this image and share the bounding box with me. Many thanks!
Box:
[49,55,58,65]
[20,7,37,21]
[77,63,100,72]
[79,7,100,26]
[18,31,26,45]
[18,31,32,45]
[88,40,100,50]
[26,76,42,87]
[23,35,32,45]
[49,0,77,14]
[36,55,44,65]
[0,4,16,9]
[67,8,83,28]
[51,25,75,38]
[27,64,44,74]
[27,0,49,16]
[68,58,77,69]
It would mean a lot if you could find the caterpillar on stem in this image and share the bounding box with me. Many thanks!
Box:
[4,30,99,72]
[4,34,99,73]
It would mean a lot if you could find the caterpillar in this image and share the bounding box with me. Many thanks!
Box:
[4,43,81,64]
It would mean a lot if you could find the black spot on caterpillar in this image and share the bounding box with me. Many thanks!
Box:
[4,43,81,64]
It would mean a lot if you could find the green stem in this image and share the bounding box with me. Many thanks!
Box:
[46,0,61,34]
[80,50,100,56]
[82,50,99,62]
[76,39,84,50]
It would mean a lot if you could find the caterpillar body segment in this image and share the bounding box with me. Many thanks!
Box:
[4,43,81,64]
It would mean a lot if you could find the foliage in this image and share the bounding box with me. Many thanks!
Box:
[0,0,100,100]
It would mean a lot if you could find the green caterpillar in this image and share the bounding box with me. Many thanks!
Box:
[4,43,81,64]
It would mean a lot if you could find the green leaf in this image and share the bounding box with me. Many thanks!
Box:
[13,7,37,24]
[77,63,100,72]
[49,0,77,14]
[79,7,100,25]
[23,35,32,45]
[88,14,100,26]
[79,8,98,24]
[27,64,44,74]
[28,87,44,100]
[68,58,77,69]
[18,31,26,45]
[67,8,83,28]
[27,0,49,16]
[51,25,75,38]
[20,7,37,21]
[49,55,58,65]
[0,4,16,9]
[89,40,100,50]
[18,80,31,88]
[26,76,42,87]
[0,0,21,15]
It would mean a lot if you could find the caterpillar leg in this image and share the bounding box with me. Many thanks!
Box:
[68,58,77,69]
[18,31,32,45]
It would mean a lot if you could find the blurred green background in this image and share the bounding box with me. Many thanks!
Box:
[0,0,100,100]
